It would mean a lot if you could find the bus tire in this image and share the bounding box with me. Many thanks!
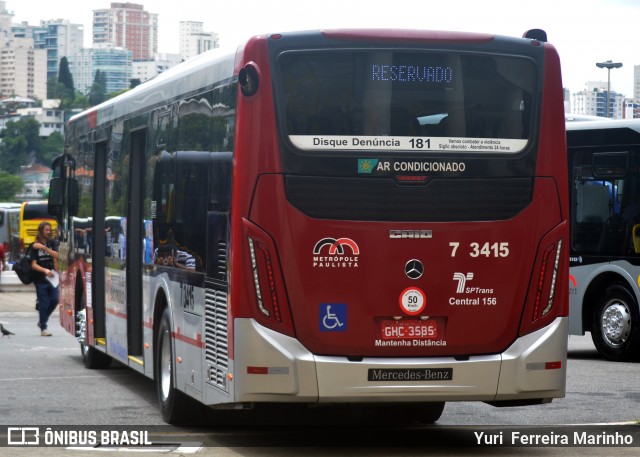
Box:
[410,401,445,424]
[156,307,197,424]
[81,343,112,369]
[591,284,640,362]
[76,280,111,369]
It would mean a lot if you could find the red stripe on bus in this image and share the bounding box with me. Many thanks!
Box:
[106,307,127,319]
[172,328,205,348]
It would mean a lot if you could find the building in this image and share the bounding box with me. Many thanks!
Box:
[572,81,625,119]
[0,1,13,48]
[16,99,64,136]
[179,21,218,62]
[0,37,47,100]
[41,20,84,83]
[13,20,84,84]
[69,44,132,95]
[17,163,50,201]
[624,99,640,119]
[92,2,158,61]
[132,52,181,83]
[0,2,47,100]
[635,65,640,102]
[563,87,571,114]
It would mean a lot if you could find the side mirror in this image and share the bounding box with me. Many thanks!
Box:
[69,178,79,216]
[48,177,64,216]
[47,176,80,217]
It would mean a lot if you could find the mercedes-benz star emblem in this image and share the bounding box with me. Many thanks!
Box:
[405,259,424,280]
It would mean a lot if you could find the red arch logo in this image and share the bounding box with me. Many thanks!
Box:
[313,238,360,255]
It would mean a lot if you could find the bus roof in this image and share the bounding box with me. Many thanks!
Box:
[566,118,640,131]
[67,47,236,128]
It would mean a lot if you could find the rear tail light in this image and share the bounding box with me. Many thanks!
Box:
[532,239,562,321]
[520,221,568,336]
[248,237,282,322]
[241,219,294,336]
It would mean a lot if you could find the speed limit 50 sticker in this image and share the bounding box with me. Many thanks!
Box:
[399,287,426,315]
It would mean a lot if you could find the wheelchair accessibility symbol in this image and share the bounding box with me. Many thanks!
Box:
[319,303,347,332]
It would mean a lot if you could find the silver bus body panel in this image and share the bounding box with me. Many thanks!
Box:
[231,317,567,403]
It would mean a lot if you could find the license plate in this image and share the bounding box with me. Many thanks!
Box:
[381,319,438,340]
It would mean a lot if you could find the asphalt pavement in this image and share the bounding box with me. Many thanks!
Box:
[1,265,40,302]
[0,282,40,313]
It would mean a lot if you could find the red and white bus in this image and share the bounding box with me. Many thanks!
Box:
[48,28,569,424]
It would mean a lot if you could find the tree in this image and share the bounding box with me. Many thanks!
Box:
[17,117,42,154]
[39,131,64,165]
[58,57,75,103]
[0,120,34,173]
[47,76,62,99]
[0,128,28,174]
[130,78,142,89]
[106,89,128,100]
[0,172,23,201]
[89,69,107,106]
[0,118,50,172]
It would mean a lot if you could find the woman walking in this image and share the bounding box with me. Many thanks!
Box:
[29,221,59,336]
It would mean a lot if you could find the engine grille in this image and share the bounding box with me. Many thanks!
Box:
[204,287,229,391]
[285,175,533,221]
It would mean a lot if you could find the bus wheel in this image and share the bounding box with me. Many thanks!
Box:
[81,340,112,369]
[591,284,640,362]
[76,289,110,369]
[156,308,197,424]
[410,401,445,424]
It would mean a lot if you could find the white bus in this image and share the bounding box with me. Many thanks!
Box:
[0,202,21,264]
[567,119,640,361]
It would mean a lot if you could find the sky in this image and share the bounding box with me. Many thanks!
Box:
[9,0,640,96]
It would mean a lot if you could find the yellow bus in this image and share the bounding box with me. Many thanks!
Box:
[20,200,57,252]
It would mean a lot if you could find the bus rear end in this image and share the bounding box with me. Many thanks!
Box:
[20,200,57,252]
[229,29,568,413]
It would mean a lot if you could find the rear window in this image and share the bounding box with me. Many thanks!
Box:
[24,203,51,220]
[278,50,536,154]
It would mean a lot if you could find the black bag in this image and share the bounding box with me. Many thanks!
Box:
[13,251,34,285]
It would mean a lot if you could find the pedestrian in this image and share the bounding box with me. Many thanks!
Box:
[0,241,5,287]
[28,221,59,336]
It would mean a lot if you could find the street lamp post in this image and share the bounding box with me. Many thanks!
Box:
[596,60,623,118]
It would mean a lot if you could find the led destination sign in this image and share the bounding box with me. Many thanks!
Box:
[371,64,453,84]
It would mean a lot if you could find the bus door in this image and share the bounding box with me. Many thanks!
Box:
[127,129,146,358]
[92,140,108,342]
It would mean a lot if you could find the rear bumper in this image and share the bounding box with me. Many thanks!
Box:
[231,317,567,404]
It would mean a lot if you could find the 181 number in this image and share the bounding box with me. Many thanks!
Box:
[409,138,431,149]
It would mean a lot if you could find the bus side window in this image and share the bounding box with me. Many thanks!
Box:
[206,152,232,281]
[574,182,609,252]
[174,157,208,271]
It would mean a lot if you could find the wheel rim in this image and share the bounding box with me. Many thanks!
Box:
[600,300,632,348]
[159,328,172,402]
[76,309,87,356]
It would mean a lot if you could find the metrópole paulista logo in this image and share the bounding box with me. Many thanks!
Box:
[312,237,360,268]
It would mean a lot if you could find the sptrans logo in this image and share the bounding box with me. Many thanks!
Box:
[453,272,474,293]
[313,237,360,269]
